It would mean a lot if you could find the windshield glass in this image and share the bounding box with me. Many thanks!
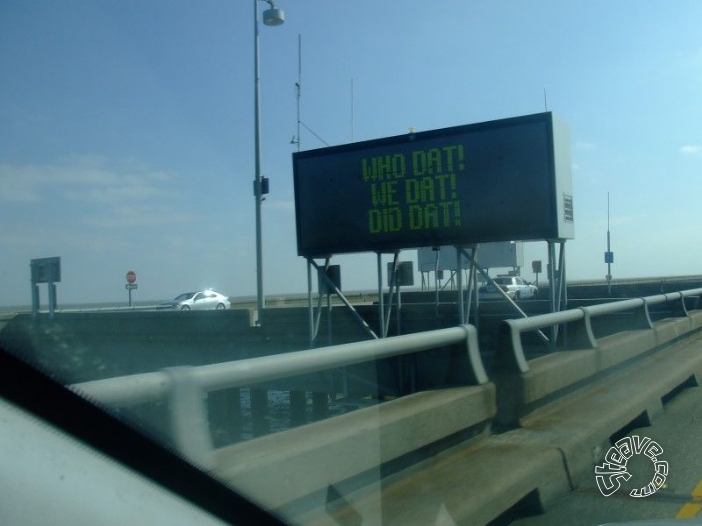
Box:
[174,293,196,301]
[2,2,702,525]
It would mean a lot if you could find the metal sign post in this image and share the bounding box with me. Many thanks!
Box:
[126,270,137,307]
[532,260,542,287]
[605,192,614,295]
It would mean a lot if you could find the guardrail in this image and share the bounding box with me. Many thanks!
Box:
[494,288,702,427]
[65,288,702,522]
[71,324,487,469]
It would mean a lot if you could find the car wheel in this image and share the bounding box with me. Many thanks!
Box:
[180,305,190,311]
[216,303,226,310]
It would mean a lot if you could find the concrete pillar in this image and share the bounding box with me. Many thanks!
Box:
[251,388,269,436]
[290,390,307,426]
[208,388,242,446]
[312,392,329,420]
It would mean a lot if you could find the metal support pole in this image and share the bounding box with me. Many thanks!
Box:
[377,253,385,338]
[312,257,329,344]
[31,283,39,319]
[548,241,557,342]
[396,281,402,336]
[562,242,568,309]
[457,246,464,324]
[253,0,265,323]
[557,241,566,311]
[48,282,56,320]
[384,251,399,338]
[310,259,378,339]
[559,241,568,347]
[471,262,480,332]
[327,287,332,346]
[434,249,440,316]
[461,247,548,343]
[607,191,612,295]
[465,246,478,325]
[301,256,313,425]
[307,258,314,348]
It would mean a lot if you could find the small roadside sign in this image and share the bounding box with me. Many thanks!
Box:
[125,271,138,306]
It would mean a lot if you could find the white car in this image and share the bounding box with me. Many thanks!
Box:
[159,290,230,311]
[479,276,539,301]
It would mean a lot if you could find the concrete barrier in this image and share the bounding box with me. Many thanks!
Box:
[494,288,702,428]
[278,301,702,525]
[499,330,702,488]
[70,323,492,472]
[0,310,255,382]
[213,384,496,514]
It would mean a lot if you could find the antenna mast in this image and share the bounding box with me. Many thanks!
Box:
[291,37,330,149]
[606,191,613,294]
[296,34,301,152]
[543,88,548,111]
[351,78,355,142]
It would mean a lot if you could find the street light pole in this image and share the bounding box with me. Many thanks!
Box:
[253,0,284,324]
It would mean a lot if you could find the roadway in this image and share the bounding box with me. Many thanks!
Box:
[512,385,702,525]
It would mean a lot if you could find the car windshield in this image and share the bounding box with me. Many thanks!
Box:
[174,293,197,301]
[2,2,702,525]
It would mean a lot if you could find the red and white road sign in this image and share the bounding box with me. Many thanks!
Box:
[126,270,137,284]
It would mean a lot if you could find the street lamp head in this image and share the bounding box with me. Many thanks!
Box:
[263,7,285,26]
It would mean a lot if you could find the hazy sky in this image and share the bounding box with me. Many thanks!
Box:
[1,1,701,306]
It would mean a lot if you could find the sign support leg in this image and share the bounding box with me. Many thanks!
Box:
[48,281,56,320]
[457,246,464,324]
[31,283,39,319]
[383,251,399,338]
[307,259,313,348]
[377,252,385,339]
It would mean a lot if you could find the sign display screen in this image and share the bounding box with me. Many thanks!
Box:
[293,112,573,257]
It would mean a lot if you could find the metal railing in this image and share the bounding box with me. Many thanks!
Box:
[71,324,486,468]
[69,288,702,468]
[498,288,702,374]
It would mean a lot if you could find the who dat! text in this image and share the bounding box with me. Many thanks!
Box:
[361,145,466,182]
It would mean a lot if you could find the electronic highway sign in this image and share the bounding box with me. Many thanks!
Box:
[293,112,573,257]
[30,257,61,283]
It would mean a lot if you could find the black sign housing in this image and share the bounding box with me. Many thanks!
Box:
[293,112,573,257]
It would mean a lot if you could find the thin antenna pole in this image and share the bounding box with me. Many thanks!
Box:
[543,88,548,112]
[351,78,354,142]
[296,34,301,152]
[607,191,612,294]
[291,40,330,150]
